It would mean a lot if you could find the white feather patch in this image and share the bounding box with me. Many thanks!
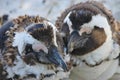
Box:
[12,31,36,55]
[64,11,73,34]
[6,55,54,79]
[81,14,112,40]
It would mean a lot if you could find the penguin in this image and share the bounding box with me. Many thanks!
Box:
[55,1,120,80]
[0,15,69,80]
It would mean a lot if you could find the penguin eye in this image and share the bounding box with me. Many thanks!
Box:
[25,44,33,54]
[94,26,100,29]
[93,26,104,32]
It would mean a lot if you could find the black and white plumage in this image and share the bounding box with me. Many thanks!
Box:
[0,15,69,80]
[56,1,120,80]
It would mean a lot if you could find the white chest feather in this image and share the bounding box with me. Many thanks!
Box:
[6,55,52,79]
[79,39,115,65]
[70,59,119,80]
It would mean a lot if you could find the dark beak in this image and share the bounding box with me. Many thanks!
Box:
[67,31,89,53]
[47,45,68,71]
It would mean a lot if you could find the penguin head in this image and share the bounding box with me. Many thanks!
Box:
[56,1,115,56]
[11,16,67,71]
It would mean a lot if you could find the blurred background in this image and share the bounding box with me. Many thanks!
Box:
[0,0,120,24]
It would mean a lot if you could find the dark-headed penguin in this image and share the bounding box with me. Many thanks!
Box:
[0,15,69,80]
[56,1,120,80]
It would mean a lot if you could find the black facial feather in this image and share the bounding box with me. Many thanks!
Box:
[29,26,54,46]
[69,9,94,30]
[61,23,70,47]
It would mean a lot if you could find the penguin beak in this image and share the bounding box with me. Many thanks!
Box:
[47,45,68,71]
[67,31,89,53]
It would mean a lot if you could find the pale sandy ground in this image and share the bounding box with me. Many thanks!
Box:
[0,0,120,80]
[109,74,120,80]
[0,0,120,23]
